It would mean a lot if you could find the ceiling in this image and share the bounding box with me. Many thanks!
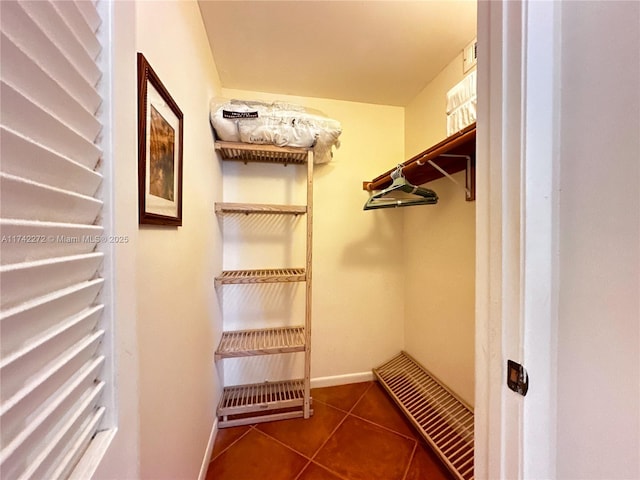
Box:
[198,1,477,107]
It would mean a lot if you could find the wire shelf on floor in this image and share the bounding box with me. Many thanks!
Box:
[215,326,306,360]
[215,202,307,215]
[217,379,312,428]
[215,141,310,165]
[215,268,306,287]
[373,351,474,480]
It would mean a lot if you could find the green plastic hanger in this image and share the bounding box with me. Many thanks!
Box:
[363,164,438,210]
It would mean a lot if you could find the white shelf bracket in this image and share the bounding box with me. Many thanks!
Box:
[417,154,474,201]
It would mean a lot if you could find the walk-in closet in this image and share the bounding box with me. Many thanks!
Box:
[200,2,478,479]
[5,1,640,479]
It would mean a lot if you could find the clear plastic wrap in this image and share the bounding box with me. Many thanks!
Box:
[209,98,342,164]
[446,71,477,136]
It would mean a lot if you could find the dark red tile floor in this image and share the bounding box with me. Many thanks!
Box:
[206,381,455,480]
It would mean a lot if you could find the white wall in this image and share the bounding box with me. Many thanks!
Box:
[403,52,476,406]
[135,2,223,479]
[556,2,640,477]
[220,88,406,385]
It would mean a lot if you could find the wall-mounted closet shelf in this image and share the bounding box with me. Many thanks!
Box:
[215,141,311,165]
[363,123,476,201]
[215,268,306,287]
[215,202,307,215]
[215,141,313,428]
[215,326,306,360]
[217,379,312,428]
[374,352,474,480]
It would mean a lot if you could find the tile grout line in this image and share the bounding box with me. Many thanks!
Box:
[250,426,310,459]
[305,382,374,468]
[210,383,379,480]
[348,410,421,442]
[248,427,314,480]
[313,382,419,480]
[208,425,255,465]
[258,384,375,480]
[292,459,313,480]
[343,383,418,480]
[248,417,350,480]
[345,381,374,415]
[290,385,378,480]
[401,441,419,480]
[207,382,453,480]
[294,460,351,480]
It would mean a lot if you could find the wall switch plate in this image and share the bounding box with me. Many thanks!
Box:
[507,360,529,396]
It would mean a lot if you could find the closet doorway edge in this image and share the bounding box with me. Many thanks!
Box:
[475,1,560,479]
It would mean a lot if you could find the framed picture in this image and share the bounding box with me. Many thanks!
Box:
[137,52,183,226]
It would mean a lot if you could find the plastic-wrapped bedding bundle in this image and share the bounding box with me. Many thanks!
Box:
[446,70,477,136]
[209,98,342,164]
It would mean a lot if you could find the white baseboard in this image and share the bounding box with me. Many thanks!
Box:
[311,371,375,389]
[198,417,218,480]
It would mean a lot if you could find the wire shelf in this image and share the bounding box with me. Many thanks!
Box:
[217,379,311,427]
[215,203,307,215]
[215,268,306,287]
[215,326,306,360]
[374,351,474,480]
[215,141,310,165]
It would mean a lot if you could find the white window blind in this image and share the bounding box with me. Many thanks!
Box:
[0,1,110,479]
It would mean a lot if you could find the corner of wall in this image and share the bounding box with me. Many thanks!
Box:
[402,48,476,407]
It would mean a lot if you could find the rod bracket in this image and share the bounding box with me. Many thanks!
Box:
[416,154,475,201]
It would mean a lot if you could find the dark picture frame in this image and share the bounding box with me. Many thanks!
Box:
[137,52,183,226]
